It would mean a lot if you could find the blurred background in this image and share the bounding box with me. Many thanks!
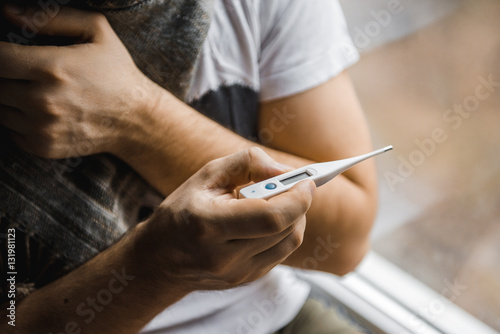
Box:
[339,0,500,331]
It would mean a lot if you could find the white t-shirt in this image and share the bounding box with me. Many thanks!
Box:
[187,0,358,103]
[141,1,358,333]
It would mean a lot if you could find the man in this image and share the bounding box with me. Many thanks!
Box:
[0,1,376,333]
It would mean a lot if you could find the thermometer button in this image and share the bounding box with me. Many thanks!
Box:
[306,168,317,175]
[265,183,277,190]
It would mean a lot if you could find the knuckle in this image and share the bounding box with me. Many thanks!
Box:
[35,94,59,116]
[37,126,57,144]
[246,147,264,159]
[289,227,304,249]
[263,208,287,233]
[297,192,311,214]
[198,159,222,181]
[89,13,114,39]
[204,257,227,277]
[202,159,217,174]
[245,147,265,165]
[201,157,216,170]
[39,58,66,82]
[290,189,311,215]
[89,12,109,30]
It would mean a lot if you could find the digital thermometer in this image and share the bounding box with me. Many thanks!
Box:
[239,146,393,199]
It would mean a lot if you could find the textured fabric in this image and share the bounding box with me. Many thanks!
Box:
[272,298,363,334]
[81,0,146,10]
[141,266,311,334]
[101,0,215,100]
[185,0,359,141]
[0,0,214,304]
[185,0,360,104]
[189,84,260,140]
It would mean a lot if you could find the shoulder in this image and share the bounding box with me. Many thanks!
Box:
[212,0,347,40]
[210,0,353,65]
[188,0,358,103]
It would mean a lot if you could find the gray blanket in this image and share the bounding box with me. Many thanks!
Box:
[0,0,214,302]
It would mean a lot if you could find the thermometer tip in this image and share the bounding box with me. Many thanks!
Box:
[384,145,394,152]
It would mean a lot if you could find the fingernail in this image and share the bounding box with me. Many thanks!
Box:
[4,3,25,15]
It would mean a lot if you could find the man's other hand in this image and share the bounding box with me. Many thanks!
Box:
[0,4,162,159]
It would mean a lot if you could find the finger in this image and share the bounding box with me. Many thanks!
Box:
[0,42,50,80]
[243,147,293,183]
[213,180,315,239]
[228,221,297,257]
[0,105,27,134]
[266,179,316,218]
[3,4,107,42]
[203,147,291,190]
[248,217,306,276]
[0,79,30,109]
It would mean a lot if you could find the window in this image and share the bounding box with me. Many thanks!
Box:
[340,0,500,331]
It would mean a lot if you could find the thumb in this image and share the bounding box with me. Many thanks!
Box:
[206,148,293,189]
[3,4,106,41]
[240,147,296,184]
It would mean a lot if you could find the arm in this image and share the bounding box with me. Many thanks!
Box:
[257,73,378,274]
[0,148,315,334]
[0,6,376,275]
[1,224,182,334]
[120,72,377,275]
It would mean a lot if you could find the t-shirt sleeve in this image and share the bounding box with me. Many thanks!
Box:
[258,0,359,102]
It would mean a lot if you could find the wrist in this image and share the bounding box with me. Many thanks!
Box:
[107,76,166,160]
[128,220,194,296]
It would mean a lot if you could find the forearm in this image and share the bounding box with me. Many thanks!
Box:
[113,87,304,195]
[0,224,187,334]
[282,173,377,275]
[115,86,345,193]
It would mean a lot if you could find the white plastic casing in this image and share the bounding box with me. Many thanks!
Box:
[239,146,393,200]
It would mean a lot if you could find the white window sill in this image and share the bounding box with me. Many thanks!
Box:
[295,252,498,334]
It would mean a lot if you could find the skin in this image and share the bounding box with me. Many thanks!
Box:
[0,147,316,334]
[0,4,375,333]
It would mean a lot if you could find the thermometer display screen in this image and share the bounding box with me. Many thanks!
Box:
[280,172,311,186]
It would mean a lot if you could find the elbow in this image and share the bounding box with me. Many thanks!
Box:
[318,237,371,277]
[327,201,375,276]
[334,188,377,276]
[333,240,371,276]
[302,176,377,276]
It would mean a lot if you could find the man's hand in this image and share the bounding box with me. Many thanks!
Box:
[0,3,376,278]
[0,4,160,158]
[0,148,315,334]
[139,147,316,292]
